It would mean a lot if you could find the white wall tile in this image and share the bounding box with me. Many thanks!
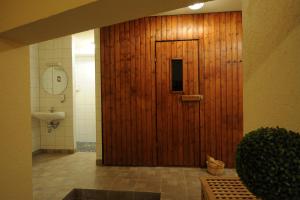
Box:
[38,36,74,150]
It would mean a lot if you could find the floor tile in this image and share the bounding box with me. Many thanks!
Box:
[32,152,237,200]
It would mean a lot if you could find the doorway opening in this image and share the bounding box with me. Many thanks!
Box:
[72,30,96,152]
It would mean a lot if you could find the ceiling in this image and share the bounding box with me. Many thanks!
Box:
[156,0,242,16]
[0,0,197,47]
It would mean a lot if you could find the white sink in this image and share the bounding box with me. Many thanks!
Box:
[32,112,65,121]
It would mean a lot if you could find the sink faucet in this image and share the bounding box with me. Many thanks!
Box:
[49,107,55,113]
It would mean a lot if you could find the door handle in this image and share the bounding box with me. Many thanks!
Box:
[181,95,203,102]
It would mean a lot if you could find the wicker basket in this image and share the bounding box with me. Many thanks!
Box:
[206,155,225,176]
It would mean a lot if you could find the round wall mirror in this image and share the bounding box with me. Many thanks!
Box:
[42,67,68,95]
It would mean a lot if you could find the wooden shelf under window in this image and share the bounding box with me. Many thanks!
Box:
[181,95,203,102]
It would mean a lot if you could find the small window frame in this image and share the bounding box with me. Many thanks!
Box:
[170,58,184,93]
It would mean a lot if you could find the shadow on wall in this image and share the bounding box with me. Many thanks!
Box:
[0,38,23,52]
[242,0,300,80]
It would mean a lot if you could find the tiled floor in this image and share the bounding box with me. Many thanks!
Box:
[76,142,96,152]
[32,152,237,200]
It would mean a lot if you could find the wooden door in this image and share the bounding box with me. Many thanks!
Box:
[156,40,202,166]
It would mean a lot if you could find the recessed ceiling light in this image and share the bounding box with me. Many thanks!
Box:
[188,3,204,10]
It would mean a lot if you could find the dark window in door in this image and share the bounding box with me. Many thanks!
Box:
[171,59,183,92]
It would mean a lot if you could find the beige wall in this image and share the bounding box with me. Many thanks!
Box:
[0,0,95,32]
[0,46,32,199]
[243,0,300,133]
[30,44,41,152]
[38,36,75,150]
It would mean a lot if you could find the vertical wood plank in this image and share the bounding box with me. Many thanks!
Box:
[134,19,142,165]
[166,41,172,165]
[226,12,234,167]
[161,16,167,40]
[177,15,183,40]
[155,16,162,165]
[140,19,146,165]
[193,15,200,166]
[165,19,172,165]
[219,13,228,165]
[109,26,116,165]
[176,40,184,165]
[155,41,162,165]
[198,14,206,167]
[182,40,189,165]
[124,22,133,165]
[237,12,243,143]
[166,16,172,40]
[187,15,194,166]
[140,18,147,165]
[113,24,122,165]
[145,17,152,165]
[171,41,178,164]
[161,41,168,165]
[171,16,178,164]
[171,16,177,40]
[214,14,222,161]
[231,12,239,166]
[167,16,174,165]
[187,40,195,166]
[160,18,168,164]
[209,13,217,159]
[150,17,157,165]
[129,20,137,165]
[140,18,146,165]
[203,14,212,161]
[119,23,127,165]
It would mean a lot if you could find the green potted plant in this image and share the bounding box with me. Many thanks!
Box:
[236,127,300,200]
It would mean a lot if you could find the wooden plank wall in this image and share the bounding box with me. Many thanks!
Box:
[100,12,243,167]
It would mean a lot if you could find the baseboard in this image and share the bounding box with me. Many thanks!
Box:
[32,149,43,156]
[96,159,103,166]
[40,149,75,154]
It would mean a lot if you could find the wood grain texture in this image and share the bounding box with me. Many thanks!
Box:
[100,12,243,167]
[156,40,200,166]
